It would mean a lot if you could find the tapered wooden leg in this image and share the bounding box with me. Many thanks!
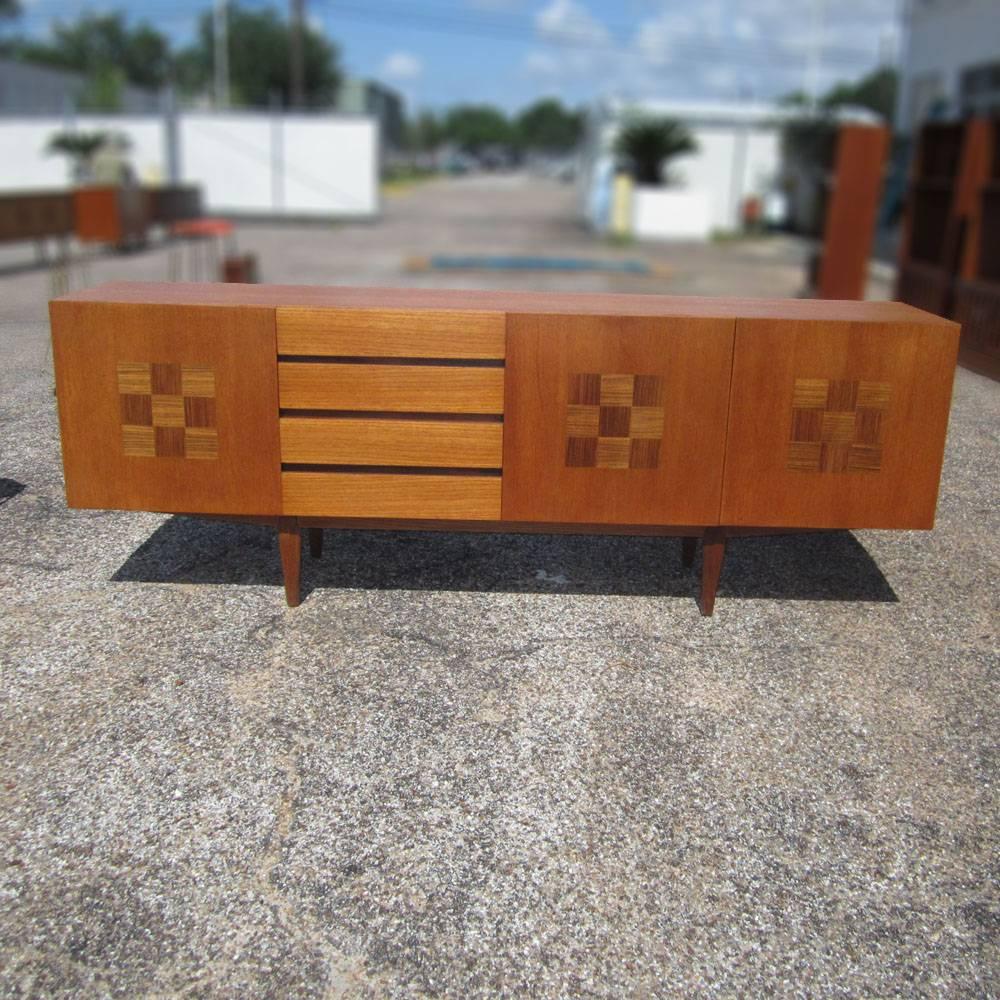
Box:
[278,520,302,607]
[681,536,697,569]
[308,527,323,559]
[699,528,726,616]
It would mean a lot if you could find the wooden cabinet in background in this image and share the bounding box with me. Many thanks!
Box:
[897,116,1000,380]
[816,124,890,300]
[50,284,960,615]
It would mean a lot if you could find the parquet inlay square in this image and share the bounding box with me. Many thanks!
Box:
[117,361,218,459]
[788,377,890,473]
[566,373,664,469]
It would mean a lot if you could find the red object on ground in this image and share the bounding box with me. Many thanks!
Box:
[170,218,234,239]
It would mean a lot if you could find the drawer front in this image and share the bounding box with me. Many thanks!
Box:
[282,472,501,519]
[278,311,506,520]
[276,307,505,359]
[280,416,502,468]
[278,362,504,414]
[720,317,959,529]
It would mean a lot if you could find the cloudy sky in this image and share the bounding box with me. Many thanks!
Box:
[15,0,904,112]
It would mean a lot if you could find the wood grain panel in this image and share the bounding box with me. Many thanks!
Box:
[502,314,734,525]
[58,282,950,326]
[721,316,960,529]
[280,416,502,467]
[50,300,280,514]
[282,471,501,519]
[279,362,504,413]
[276,307,505,358]
[817,125,889,300]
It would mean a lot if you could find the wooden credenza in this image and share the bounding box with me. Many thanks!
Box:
[50,283,960,614]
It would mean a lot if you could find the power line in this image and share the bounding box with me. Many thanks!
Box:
[18,0,891,72]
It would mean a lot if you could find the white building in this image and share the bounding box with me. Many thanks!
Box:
[896,0,1000,133]
[0,110,379,219]
[580,98,797,240]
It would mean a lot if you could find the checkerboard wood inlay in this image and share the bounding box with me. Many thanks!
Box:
[788,378,890,473]
[117,361,218,459]
[565,373,664,469]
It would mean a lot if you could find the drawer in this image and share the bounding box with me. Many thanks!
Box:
[280,416,502,468]
[276,307,505,359]
[278,362,504,414]
[282,471,501,519]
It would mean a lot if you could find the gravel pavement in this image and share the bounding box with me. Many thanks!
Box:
[0,176,997,997]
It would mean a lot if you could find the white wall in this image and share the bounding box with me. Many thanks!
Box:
[179,114,276,214]
[281,117,377,216]
[0,120,74,187]
[0,111,378,217]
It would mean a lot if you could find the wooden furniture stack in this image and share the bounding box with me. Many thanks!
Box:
[815,124,890,300]
[952,119,1000,380]
[0,191,73,246]
[896,117,1000,380]
[73,185,151,247]
[50,283,959,615]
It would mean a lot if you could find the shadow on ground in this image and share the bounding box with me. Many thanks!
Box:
[0,478,26,506]
[112,516,898,605]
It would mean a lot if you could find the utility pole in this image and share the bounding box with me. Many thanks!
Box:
[805,0,824,107]
[213,0,229,109]
[290,0,306,109]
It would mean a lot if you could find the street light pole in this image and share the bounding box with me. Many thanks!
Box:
[805,0,824,107]
[290,0,306,109]
[214,0,230,109]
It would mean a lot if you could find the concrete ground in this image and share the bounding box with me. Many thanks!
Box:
[0,176,997,997]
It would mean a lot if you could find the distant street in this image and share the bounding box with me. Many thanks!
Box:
[0,172,889,349]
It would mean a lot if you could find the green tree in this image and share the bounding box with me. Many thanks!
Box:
[176,3,340,108]
[406,110,444,152]
[11,13,172,90]
[778,67,898,124]
[0,0,21,18]
[821,67,897,124]
[614,115,697,186]
[777,67,899,173]
[516,98,583,152]
[443,104,512,153]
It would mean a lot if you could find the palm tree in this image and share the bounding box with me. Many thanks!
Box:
[46,130,126,183]
[614,115,697,186]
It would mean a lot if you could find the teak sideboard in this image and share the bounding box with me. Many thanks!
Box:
[50,283,960,614]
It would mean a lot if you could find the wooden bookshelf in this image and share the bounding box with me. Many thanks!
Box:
[897,118,1000,380]
[815,124,889,300]
[953,122,1000,380]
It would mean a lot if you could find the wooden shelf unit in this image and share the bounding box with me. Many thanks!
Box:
[50,283,960,615]
[897,117,1000,379]
[814,124,889,300]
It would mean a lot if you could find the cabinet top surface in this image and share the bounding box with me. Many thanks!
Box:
[55,281,956,327]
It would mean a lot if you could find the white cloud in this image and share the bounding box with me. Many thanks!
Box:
[523,50,561,78]
[380,51,424,81]
[517,0,899,105]
[535,0,610,46]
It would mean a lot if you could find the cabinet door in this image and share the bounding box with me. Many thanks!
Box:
[720,316,959,529]
[502,313,734,525]
[51,299,282,515]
